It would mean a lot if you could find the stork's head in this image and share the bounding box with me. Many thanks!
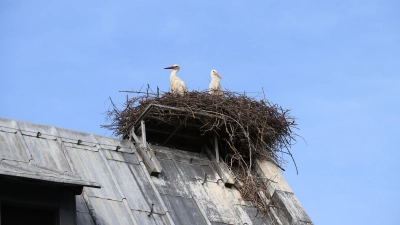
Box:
[164,64,180,71]
[211,70,222,79]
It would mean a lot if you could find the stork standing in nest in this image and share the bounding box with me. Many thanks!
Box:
[209,70,223,95]
[164,64,188,95]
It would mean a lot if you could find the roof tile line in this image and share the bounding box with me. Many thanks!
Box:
[137,160,176,225]
[14,129,35,163]
[57,132,101,225]
[82,189,102,225]
[131,209,167,216]
[169,155,214,225]
[192,195,213,225]
[58,138,79,181]
[96,144,139,225]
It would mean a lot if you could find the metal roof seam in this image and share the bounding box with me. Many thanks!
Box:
[137,160,176,225]
[15,130,35,162]
[58,138,78,176]
[0,158,27,163]
[0,129,17,134]
[96,150,126,200]
[122,199,140,225]
[81,190,102,225]
[97,147,140,225]
[169,157,214,224]
[56,134,101,225]
[192,195,213,225]
[18,129,59,138]
[131,209,167,215]
[20,134,58,141]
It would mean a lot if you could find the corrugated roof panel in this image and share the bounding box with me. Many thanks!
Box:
[151,145,209,161]
[65,146,121,200]
[107,159,163,214]
[77,212,95,225]
[93,134,135,153]
[160,194,208,225]
[88,197,134,225]
[176,161,220,183]
[0,159,36,174]
[21,135,72,172]
[0,118,308,224]
[16,120,58,136]
[128,162,165,214]
[0,159,100,188]
[131,211,170,225]
[56,127,98,144]
[190,182,239,224]
[0,130,30,162]
[101,149,140,165]
[153,158,191,198]
[154,145,268,224]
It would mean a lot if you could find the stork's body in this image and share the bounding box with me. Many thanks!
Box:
[209,70,223,95]
[164,64,188,95]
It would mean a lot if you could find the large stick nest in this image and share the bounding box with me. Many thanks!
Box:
[104,90,299,216]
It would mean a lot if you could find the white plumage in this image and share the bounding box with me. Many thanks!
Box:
[209,69,223,95]
[164,64,188,95]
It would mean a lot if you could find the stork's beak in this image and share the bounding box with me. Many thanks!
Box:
[164,66,175,69]
[215,73,222,79]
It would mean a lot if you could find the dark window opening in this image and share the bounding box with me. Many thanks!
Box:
[1,202,58,225]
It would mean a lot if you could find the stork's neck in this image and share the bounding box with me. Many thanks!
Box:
[211,75,220,82]
[170,69,178,79]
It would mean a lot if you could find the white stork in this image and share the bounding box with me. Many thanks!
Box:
[209,69,223,95]
[164,64,188,95]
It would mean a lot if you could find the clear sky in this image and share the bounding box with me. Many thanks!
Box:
[1,1,399,224]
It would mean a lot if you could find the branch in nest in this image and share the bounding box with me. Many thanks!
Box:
[103,89,301,218]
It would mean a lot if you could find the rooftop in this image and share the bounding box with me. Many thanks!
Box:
[0,117,312,225]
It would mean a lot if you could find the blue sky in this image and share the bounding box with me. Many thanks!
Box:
[1,1,399,224]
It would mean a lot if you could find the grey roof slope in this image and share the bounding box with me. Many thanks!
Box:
[0,118,312,225]
[0,119,100,189]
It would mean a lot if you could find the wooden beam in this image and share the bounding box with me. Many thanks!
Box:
[203,144,235,187]
[214,134,219,163]
[141,120,147,149]
[131,128,162,176]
